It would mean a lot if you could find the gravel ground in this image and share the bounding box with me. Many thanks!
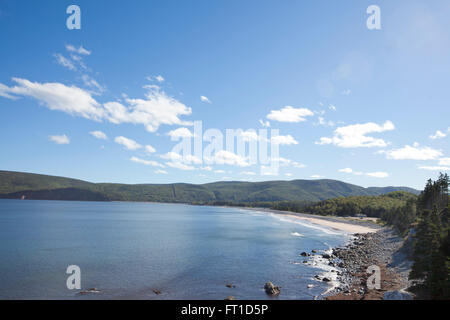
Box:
[324,227,414,300]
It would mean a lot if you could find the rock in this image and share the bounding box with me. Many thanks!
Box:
[312,250,317,253]
[300,252,309,257]
[152,289,162,295]
[225,296,236,300]
[226,284,236,288]
[307,284,314,289]
[79,288,101,295]
[264,282,280,295]
[322,277,332,282]
[322,254,331,259]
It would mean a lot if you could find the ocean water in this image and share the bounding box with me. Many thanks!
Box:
[0,199,351,300]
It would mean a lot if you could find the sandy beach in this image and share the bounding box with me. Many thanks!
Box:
[241,207,380,234]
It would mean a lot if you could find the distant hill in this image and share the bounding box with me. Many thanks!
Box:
[0,170,420,203]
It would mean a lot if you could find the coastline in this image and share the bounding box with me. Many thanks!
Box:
[235,206,413,300]
[236,206,380,234]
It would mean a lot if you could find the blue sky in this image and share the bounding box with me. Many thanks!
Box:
[0,0,449,189]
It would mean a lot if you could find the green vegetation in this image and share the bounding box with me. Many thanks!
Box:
[409,174,450,299]
[0,170,418,203]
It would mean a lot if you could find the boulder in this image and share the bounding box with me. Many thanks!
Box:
[264,282,280,295]
[152,289,162,295]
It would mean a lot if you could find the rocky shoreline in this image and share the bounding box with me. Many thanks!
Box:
[320,228,414,300]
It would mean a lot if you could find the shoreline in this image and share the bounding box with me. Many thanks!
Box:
[235,206,413,300]
[234,206,381,234]
[324,229,414,300]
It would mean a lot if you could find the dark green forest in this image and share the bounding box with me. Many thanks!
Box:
[0,170,418,203]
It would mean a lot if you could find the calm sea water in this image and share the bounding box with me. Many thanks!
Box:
[0,199,350,300]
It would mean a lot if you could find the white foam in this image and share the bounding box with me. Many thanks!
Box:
[267,213,348,236]
[291,232,304,237]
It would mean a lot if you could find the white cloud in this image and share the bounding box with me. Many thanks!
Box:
[241,171,256,175]
[160,152,182,161]
[266,106,314,123]
[439,158,450,166]
[201,166,213,171]
[0,78,104,120]
[214,170,225,174]
[317,121,394,148]
[317,116,335,127]
[114,136,142,150]
[90,131,107,140]
[54,54,76,71]
[160,152,201,165]
[339,167,385,177]
[382,144,443,160]
[311,175,324,179]
[130,156,164,167]
[155,169,168,174]
[0,79,192,133]
[166,161,195,171]
[366,172,389,178]
[104,86,192,132]
[238,130,261,142]
[271,134,298,146]
[167,127,194,139]
[66,44,91,56]
[272,157,306,168]
[329,104,337,111]
[285,173,293,177]
[145,145,156,153]
[81,75,104,94]
[200,96,211,103]
[146,75,165,83]
[418,166,450,171]
[206,150,249,167]
[429,130,446,140]
[49,134,70,145]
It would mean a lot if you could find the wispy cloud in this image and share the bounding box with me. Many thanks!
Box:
[54,54,76,71]
[130,156,164,167]
[49,134,70,145]
[167,127,194,139]
[66,44,91,56]
[90,131,107,140]
[429,130,446,140]
[366,172,389,178]
[114,136,142,150]
[380,143,442,160]
[200,96,211,103]
[267,106,314,123]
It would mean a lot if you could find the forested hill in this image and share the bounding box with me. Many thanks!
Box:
[0,170,419,203]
